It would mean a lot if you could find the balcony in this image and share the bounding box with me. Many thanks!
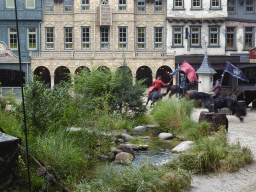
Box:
[30,51,175,60]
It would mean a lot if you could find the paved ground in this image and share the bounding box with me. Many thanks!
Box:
[185,107,256,192]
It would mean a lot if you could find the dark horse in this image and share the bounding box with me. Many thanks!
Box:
[186,90,246,122]
[165,81,198,97]
[146,81,197,106]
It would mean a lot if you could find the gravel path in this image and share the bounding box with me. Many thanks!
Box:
[185,108,256,192]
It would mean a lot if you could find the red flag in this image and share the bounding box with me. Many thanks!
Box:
[179,61,198,82]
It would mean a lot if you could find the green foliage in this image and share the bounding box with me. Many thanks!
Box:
[151,98,195,133]
[176,128,253,173]
[73,164,191,192]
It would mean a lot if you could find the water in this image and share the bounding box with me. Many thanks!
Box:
[131,137,181,168]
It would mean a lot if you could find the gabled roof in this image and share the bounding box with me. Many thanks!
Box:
[196,54,217,74]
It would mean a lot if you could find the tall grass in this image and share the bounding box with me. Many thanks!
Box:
[175,128,253,173]
[73,164,192,192]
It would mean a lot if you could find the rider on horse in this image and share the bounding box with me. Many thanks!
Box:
[211,79,221,110]
[148,74,170,97]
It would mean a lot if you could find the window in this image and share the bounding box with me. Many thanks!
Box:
[100,27,109,49]
[227,0,235,13]
[211,0,221,9]
[8,28,18,50]
[172,26,183,46]
[192,0,202,9]
[155,0,163,12]
[226,27,236,50]
[101,0,109,4]
[64,28,73,49]
[6,0,14,8]
[46,28,54,50]
[26,0,35,9]
[82,27,90,49]
[137,27,146,49]
[118,27,127,50]
[81,0,90,12]
[244,27,254,50]
[28,28,37,50]
[190,26,201,47]
[154,27,163,49]
[64,0,73,13]
[45,0,54,13]
[173,0,184,9]
[209,26,219,47]
[119,0,127,12]
[245,0,254,13]
[137,0,146,13]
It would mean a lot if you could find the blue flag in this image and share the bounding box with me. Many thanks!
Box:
[224,61,249,83]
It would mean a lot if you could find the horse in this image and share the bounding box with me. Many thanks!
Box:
[165,81,198,98]
[146,87,165,106]
[186,90,246,122]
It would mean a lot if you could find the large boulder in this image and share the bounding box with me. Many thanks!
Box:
[114,152,134,165]
[134,125,147,134]
[117,144,135,157]
[171,141,194,153]
[158,132,174,140]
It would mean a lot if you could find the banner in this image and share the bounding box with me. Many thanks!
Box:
[224,61,249,83]
[179,61,198,82]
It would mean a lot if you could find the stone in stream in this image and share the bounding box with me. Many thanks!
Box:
[117,144,135,157]
[158,132,174,140]
[114,152,134,165]
[171,141,194,153]
[134,125,147,133]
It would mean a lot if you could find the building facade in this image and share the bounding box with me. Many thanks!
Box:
[30,0,175,88]
[0,0,43,93]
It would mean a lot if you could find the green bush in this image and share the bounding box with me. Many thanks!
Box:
[151,98,195,133]
[73,164,191,192]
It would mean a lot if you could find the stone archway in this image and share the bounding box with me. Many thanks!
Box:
[54,66,71,85]
[75,66,90,74]
[34,66,51,88]
[156,66,173,84]
[97,66,110,73]
[136,66,152,87]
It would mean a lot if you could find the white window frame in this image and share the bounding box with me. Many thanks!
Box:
[211,0,221,9]
[191,0,202,9]
[27,28,37,50]
[209,26,219,47]
[137,0,146,13]
[8,28,18,50]
[226,27,236,50]
[244,27,254,50]
[81,0,90,12]
[46,27,55,50]
[137,27,146,50]
[190,26,201,47]
[81,27,90,50]
[119,0,127,12]
[227,0,235,14]
[154,27,163,50]
[172,26,183,47]
[26,0,35,9]
[155,0,163,12]
[64,27,73,50]
[100,27,110,50]
[245,0,254,13]
[45,0,54,13]
[64,0,73,13]
[118,27,128,50]
[6,0,14,8]
[173,0,184,9]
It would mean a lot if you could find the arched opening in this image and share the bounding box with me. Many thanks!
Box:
[136,66,152,87]
[0,69,25,87]
[75,66,90,74]
[34,66,51,88]
[97,66,110,73]
[156,66,173,84]
[54,66,71,85]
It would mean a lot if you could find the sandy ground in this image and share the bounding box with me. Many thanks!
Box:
[184,107,256,192]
